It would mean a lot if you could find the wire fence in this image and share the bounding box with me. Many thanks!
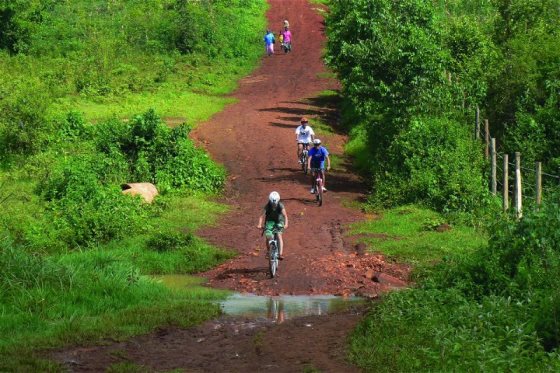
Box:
[475,108,559,217]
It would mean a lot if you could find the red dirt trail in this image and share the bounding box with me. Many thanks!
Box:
[193,1,409,297]
[52,1,409,371]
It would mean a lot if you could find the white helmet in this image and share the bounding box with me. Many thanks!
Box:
[269,191,280,204]
[313,138,321,145]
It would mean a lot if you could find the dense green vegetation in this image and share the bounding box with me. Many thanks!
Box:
[325,0,560,370]
[349,202,560,371]
[327,0,560,212]
[0,0,266,369]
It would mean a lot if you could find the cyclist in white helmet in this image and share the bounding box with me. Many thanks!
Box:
[257,191,289,260]
[295,117,315,164]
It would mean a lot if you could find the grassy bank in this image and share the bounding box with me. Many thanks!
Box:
[350,205,486,266]
[0,0,268,369]
[0,190,233,371]
[348,204,560,371]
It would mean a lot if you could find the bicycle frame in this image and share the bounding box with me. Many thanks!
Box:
[313,169,325,206]
[300,143,310,174]
[264,227,281,278]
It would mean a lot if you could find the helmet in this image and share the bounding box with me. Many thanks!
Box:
[300,117,308,123]
[313,139,321,145]
[269,191,280,204]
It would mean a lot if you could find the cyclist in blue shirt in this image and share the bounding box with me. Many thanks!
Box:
[263,29,275,56]
[306,138,331,193]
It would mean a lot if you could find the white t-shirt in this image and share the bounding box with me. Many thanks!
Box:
[295,125,315,143]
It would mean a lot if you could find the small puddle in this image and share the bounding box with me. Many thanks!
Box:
[153,275,363,323]
[219,293,362,322]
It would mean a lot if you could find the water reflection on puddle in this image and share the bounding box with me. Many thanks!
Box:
[219,294,362,322]
[152,275,363,323]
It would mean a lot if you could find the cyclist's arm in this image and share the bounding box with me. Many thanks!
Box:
[257,213,265,229]
[281,209,288,229]
[326,154,331,170]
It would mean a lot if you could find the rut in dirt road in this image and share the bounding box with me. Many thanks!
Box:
[193,0,409,296]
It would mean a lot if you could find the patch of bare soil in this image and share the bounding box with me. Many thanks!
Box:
[52,306,364,373]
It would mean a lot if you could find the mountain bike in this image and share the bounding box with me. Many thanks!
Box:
[312,168,326,207]
[300,143,310,174]
[263,226,282,278]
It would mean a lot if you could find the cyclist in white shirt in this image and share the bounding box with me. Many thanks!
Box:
[295,117,315,164]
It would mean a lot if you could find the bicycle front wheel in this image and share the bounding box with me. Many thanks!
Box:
[269,243,278,278]
[316,178,323,206]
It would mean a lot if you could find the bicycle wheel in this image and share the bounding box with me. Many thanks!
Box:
[317,178,323,206]
[269,241,278,278]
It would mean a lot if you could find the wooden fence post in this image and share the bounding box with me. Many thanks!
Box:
[536,161,542,206]
[515,152,522,218]
[484,119,490,159]
[503,154,509,212]
[475,106,480,140]
[490,138,497,194]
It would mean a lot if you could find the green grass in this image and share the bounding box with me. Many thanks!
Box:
[344,122,372,175]
[350,205,486,266]
[0,191,232,370]
[310,0,330,6]
[52,89,236,125]
[48,58,257,125]
[316,71,336,79]
[1,285,226,371]
[96,194,234,274]
[349,288,560,372]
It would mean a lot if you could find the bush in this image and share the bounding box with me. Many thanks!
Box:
[147,231,194,253]
[372,116,487,212]
[0,77,52,156]
[36,154,145,248]
[94,110,225,193]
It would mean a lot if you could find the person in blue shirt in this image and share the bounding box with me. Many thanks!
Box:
[306,138,331,193]
[263,29,275,56]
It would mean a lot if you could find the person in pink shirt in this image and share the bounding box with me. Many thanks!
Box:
[281,26,292,53]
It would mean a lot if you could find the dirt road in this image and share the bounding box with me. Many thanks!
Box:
[193,0,408,297]
[52,1,409,371]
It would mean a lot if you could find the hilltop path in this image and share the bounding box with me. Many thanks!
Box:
[192,0,407,297]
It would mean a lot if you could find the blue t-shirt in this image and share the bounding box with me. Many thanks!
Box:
[308,146,329,168]
[264,33,275,45]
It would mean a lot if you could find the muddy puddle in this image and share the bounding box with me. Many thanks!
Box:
[153,275,363,322]
[220,293,362,322]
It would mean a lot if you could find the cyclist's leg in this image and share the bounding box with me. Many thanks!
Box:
[297,142,303,161]
[264,220,274,252]
[310,168,317,192]
[320,168,327,190]
[275,223,285,257]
